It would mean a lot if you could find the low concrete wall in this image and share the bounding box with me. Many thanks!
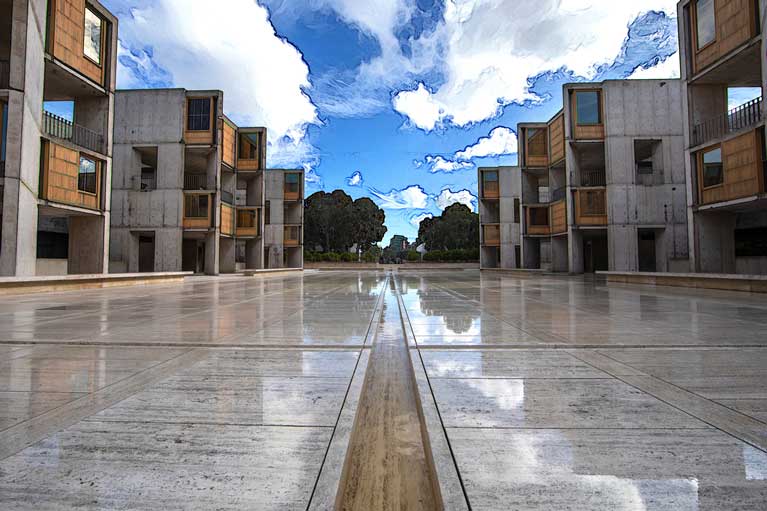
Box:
[35,259,69,276]
[736,257,767,275]
[0,272,192,296]
[598,271,767,293]
[305,262,480,271]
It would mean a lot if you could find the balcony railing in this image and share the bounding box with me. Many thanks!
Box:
[43,111,106,155]
[692,97,764,147]
[0,59,9,89]
[581,170,606,187]
[221,190,234,205]
[184,173,207,190]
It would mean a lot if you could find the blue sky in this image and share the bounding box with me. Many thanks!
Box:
[102,0,688,244]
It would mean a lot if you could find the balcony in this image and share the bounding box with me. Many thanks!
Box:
[183,173,208,190]
[692,97,763,148]
[526,205,550,236]
[284,225,302,246]
[183,193,213,229]
[482,224,501,246]
[697,128,765,207]
[0,59,9,89]
[43,111,106,155]
[580,170,606,187]
[39,140,102,211]
[550,199,567,235]
[236,207,261,238]
[574,188,608,226]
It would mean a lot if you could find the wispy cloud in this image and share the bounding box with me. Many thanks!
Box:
[409,212,433,227]
[417,126,518,173]
[418,155,475,174]
[370,185,430,210]
[346,171,364,187]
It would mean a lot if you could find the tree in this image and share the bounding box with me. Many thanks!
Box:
[418,203,479,251]
[304,190,387,252]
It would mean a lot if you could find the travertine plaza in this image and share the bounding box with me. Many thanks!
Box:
[1,270,767,509]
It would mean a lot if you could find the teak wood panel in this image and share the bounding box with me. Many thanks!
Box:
[236,207,260,237]
[693,0,759,73]
[524,128,549,168]
[571,90,605,140]
[48,0,107,87]
[284,226,301,246]
[526,207,551,236]
[221,121,236,168]
[182,193,213,229]
[574,189,608,226]
[41,141,101,210]
[483,224,501,246]
[699,129,764,205]
[183,98,215,145]
[220,203,235,236]
[550,199,567,234]
[549,113,565,164]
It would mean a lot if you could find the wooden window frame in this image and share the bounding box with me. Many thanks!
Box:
[693,0,717,52]
[525,128,548,158]
[482,170,499,198]
[238,131,261,161]
[77,155,99,196]
[82,5,105,68]
[573,90,603,127]
[186,98,212,132]
[184,193,210,219]
[698,144,725,190]
[284,172,301,194]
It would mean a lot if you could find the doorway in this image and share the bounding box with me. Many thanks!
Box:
[638,230,657,272]
[138,235,155,273]
[182,239,206,274]
[583,233,608,273]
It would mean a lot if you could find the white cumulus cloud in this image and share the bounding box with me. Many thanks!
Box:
[346,171,364,187]
[627,53,681,79]
[422,156,475,174]
[409,212,434,227]
[436,189,477,212]
[371,185,430,210]
[393,1,678,130]
[116,0,320,166]
[418,126,517,173]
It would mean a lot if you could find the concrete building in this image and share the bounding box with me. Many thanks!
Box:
[1,0,117,276]
[110,88,303,274]
[478,166,522,269]
[677,0,767,274]
[518,79,689,273]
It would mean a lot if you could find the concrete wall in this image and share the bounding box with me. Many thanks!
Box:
[479,166,521,270]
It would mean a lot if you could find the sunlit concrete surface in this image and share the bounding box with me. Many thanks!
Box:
[0,270,766,509]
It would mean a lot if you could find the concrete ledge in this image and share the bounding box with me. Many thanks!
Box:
[305,262,479,271]
[0,272,192,296]
[598,271,767,293]
[241,268,304,276]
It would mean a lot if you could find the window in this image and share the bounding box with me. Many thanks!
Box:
[526,128,547,157]
[1,102,7,166]
[78,156,97,194]
[36,231,69,259]
[513,198,520,223]
[239,133,260,160]
[530,207,549,226]
[735,227,767,257]
[284,173,300,196]
[187,99,211,131]
[184,194,209,218]
[634,139,662,175]
[575,91,601,125]
[702,147,723,188]
[483,171,499,197]
[695,0,716,49]
[265,201,271,224]
[141,166,156,191]
[83,7,103,64]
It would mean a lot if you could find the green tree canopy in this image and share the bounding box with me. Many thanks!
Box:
[304,190,387,252]
[417,203,479,251]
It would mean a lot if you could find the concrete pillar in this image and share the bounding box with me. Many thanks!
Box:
[204,231,219,275]
[245,239,262,269]
[695,211,736,273]
[219,237,235,273]
[569,230,584,274]
[68,216,106,274]
[551,236,568,273]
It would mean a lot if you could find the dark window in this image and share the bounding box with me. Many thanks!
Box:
[285,173,300,194]
[83,7,103,65]
[141,166,156,191]
[695,0,716,49]
[513,198,520,223]
[78,156,97,194]
[265,201,271,224]
[575,91,601,125]
[634,139,661,175]
[184,194,209,218]
[1,102,7,165]
[36,231,68,259]
[239,133,260,160]
[702,147,723,188]
[187,99,211,131]
[530,208,549,226]
[735,227,767,257]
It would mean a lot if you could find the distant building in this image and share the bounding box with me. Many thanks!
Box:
[1,0,118,276]
[677,0,767,274]
[110,89,303,274]
[478,166,522,269]
[389,235,409,253]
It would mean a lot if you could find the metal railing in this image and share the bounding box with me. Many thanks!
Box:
[183,173,207,190]
[692,97,764,147]
[0,59,9,89]
[221,190,234,205]
[581,169,606,187]
[43,111,106,154]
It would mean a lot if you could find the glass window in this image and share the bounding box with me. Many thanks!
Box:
[83,7,103,65]
[78,156,97,194]
[284,173,301,194]
[575,91,601,125]
[239,133,260,159]
[265,201,271,224]
[187,99,211,131]
[696,0,716,49]
[483,171,499,197]
[513,198,520,223]
[702,147,723,187]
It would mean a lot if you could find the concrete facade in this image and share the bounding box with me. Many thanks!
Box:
[518,79,689,274]
[0,0,117,276]
[263,168,304,270]
[677,0,767,274]
[110,88,303,274]
[478,166,522,269]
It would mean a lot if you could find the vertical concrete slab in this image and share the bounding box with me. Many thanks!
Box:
[68,216,106,274]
